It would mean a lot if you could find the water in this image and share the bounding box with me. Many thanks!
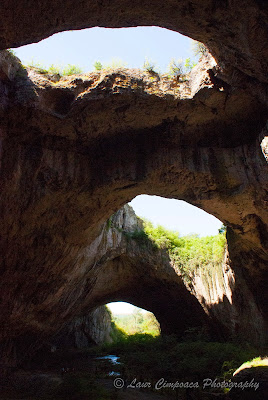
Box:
[95,355,121,376]
[95,355,120,365]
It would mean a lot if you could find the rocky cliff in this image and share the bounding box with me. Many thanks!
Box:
[188,254,266,345]
[53,306,113,349]
[0,0,267,371]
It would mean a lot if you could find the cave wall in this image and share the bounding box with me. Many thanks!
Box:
[188,251,267,345]
[53,306,113,349]
[0,0,267,84]
[0,0,267,370]
[1,204,266,371]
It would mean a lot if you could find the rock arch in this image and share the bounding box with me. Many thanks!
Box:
[0,0,267,369]
[1,0,267,83]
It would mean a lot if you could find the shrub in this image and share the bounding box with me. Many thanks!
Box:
[184,57,197,72]
[94,61,103,71]
[62,64,83,76]
[191,40,208,57]
[143,58,157,73]
[26,61,83,76]
[103,59,127,70]
[168,58,184,77]
[112,311,160,336]
[27,60,49,74]
[123,229,150,246]
[102,334,260,387]
[142,220,226,278]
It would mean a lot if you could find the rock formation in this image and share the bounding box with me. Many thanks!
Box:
[52,205,267,349]
[230,360,268,399]
[1,1,267,84]
[53,306,113,349]
[0,0,267,371]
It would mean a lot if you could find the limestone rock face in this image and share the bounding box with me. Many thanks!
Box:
[0,1,267,371]
[53,306,113,348]
[0,0,268,84]
[230,364,268,399]
[188,253,267,345]
[0,202,266,370]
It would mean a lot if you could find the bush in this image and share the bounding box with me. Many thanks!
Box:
[102,334,260,387]
[168,58,184,77]
[94,61,103,71]
[62,64,83,76]
[143,58,157,73]
[142,220,226,277]
[112,311,160,336]
[26,61,83,76]
[191,40,208,57]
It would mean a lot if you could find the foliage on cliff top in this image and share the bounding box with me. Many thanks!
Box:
[25,60,83,76]
[127,220,226,277]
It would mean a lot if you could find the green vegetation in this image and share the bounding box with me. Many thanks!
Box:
[168,58,184,76]
[218,224,227,234]
[126,220,226,279]
[143,58,158,74]
[56,373,116,400]
[7,49,16,57]
[92,56,197,76]
[191,40,208,57]
[234,356,268,374]
[100,333,261,397]
[25,60,83,76]
[168,57,197,78]
[112,310,160,336]
[93,59,127,71]
[94,60,103,71]
[9,37,205,82]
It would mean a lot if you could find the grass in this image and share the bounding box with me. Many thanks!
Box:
[99,333,262,397]
[56,373,117,400]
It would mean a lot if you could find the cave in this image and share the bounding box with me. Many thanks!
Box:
[0,0,267,379]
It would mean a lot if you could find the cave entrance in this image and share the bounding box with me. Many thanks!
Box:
[107,302,161,336]
[12,26,198,75]
[129,194,223,236]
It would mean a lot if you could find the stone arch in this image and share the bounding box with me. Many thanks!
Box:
[1,1,268,82]
[0,0,267,369]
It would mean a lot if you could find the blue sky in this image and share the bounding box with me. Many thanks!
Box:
[13,26,195,73]
[13,28,221,315]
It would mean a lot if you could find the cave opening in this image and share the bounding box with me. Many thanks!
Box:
[107,301,161,336]
[0,2,267,397]
[11,26,199,75]
[129,194,223,237]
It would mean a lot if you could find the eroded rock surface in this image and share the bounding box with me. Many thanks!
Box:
[0,10,267,370]
[1,0,268,84]
[0,201,266,370]
[53,306,113,348]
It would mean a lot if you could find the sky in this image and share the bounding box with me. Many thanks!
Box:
[13,26,195,73]
[108,302,143,315]
[13,27,221,316]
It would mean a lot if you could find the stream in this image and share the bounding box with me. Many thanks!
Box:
[95,354,121,376]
